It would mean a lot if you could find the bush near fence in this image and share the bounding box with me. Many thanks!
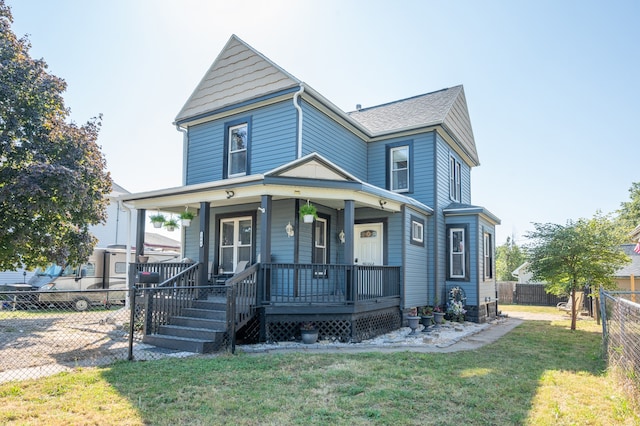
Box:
[600,289,640,407]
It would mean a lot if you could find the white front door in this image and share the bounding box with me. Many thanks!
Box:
[219,216,252,273]
[354,223,383,265]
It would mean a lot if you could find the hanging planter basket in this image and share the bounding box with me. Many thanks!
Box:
[299,201,318,224]
[179,209,195,227]
[150,213,166,229]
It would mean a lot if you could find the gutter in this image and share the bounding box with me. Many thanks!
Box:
[293,84,305,158]
[118,200,133,306]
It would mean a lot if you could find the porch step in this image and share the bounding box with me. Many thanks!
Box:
[142,296,229,354]
[143,334,224,354]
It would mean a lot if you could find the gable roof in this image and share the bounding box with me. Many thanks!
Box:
[175,35,300,124]
[175,35,479,166]
[348,86,479,166]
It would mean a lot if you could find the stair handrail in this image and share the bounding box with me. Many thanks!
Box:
[223,262,260,353]
[156,262,200,287]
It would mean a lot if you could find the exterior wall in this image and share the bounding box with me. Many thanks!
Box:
[301,101,368,181]
[444,214,479,306]
[478,217,497,306]
[185,100,297,185]
[403,207,429,309]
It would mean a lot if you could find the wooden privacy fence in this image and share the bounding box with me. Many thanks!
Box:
[513,283,567,306]
[497,282,514,304]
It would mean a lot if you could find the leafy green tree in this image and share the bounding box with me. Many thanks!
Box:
[496,236,526,281]
[525,214,629,330]
[0,1,111,270]
[615,182,640,241]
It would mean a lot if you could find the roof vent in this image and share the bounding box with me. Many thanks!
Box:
[356,104,362,110]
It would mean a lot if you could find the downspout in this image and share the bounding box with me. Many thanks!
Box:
[293,84,305,159]
[175,124,188,185]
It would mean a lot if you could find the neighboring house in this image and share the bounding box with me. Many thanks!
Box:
[613,244,640,291]
[119,35,500,340]
[0,183,177,284]
[511,262,545,284]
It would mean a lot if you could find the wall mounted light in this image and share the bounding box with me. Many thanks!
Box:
[379,199,387,209]
[226,190,235,199]
[338,230,345,244]
[285,221,294,237]
[257,207,265,213]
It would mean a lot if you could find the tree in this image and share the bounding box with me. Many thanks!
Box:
[525,214,629,330]
[496,236,526,281]
[615,182,640,241]
[0,1,111,270]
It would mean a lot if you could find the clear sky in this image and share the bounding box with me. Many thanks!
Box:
[8,0,640,245]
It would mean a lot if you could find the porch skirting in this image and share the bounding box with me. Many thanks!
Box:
[260,304,402,343]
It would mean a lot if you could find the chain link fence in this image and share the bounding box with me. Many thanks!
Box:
[0,288,212,384]
[600,289,640,406]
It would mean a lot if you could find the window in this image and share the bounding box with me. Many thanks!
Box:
[115,262,127,274]
[448,227,466,279]
[390,146,409,192]
[449,156,461,201]
[219,216,252,272]
[484,232,494,280]
[410,215,424,246]
[386,141,413,193]
[224,118,251,178]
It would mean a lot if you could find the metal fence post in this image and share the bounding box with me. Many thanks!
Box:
[128,284,137,361]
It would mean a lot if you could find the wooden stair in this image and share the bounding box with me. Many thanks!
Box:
[142,296,228,353]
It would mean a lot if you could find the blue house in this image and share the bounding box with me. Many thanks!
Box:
[120,35,500,345]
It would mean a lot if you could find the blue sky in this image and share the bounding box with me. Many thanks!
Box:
[8,0,640,245]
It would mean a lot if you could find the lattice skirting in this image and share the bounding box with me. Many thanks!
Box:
[256,307,402,344]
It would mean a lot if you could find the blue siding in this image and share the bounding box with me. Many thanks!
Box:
[403,208,429,309]
[301,102,368,180]
[478,218,497,304]
[186,101,298,185]
[445,215,479,305]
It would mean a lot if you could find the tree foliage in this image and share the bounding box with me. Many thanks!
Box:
[525,214,629,330]
[615,182,640,241]
[496,236,526,281]
[0,1,111,270]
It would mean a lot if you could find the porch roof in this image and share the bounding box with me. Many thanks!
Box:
[443,202,501,225]
[118,153,433,216]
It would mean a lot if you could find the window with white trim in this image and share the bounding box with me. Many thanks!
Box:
[390,146,409,192]
[410,215,424,246]
[228,123,248,177]
[313,217,327,264]
[449,156,461,201]
[449,227,465,278]
[484,232,494,280]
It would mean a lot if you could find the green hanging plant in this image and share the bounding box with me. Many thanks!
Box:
[299,201,318,220]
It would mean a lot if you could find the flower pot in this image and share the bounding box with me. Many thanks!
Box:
[152,221,163,229]
[407,315,420,335]
[420,315,433,328]
[137,255,149,264]
[303,214,314,223]
[301,329,318,344]
[181,219,191,227]
[433,312,445,324]
[166,226,175,232]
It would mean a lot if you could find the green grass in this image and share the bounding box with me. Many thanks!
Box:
[1,316,638,425]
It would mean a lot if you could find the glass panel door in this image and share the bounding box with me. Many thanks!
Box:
[219,216,252,273]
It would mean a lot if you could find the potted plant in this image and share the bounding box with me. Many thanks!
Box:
[419,306,434,330]
[299,201,318,223]
[149,212,166,229]
[300,322,318,344]
[164,217,179,232]
[407,307,420,335]
[179,210,195,226]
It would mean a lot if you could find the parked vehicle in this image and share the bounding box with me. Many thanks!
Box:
[29,247,180,311]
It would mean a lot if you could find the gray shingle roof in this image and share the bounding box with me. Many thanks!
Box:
[347,86,479,165]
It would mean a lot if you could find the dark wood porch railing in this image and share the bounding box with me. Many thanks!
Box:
[262,263,401,305]
[221,263,259,353]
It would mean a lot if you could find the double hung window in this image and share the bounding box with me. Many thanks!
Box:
[449,156,461,201]
[449,227,466,279]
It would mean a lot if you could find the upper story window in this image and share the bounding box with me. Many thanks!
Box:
[386,141,413,193]
[224,118,251,178]
[449,156,461,201]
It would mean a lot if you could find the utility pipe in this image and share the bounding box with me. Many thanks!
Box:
[293,84,305,159]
